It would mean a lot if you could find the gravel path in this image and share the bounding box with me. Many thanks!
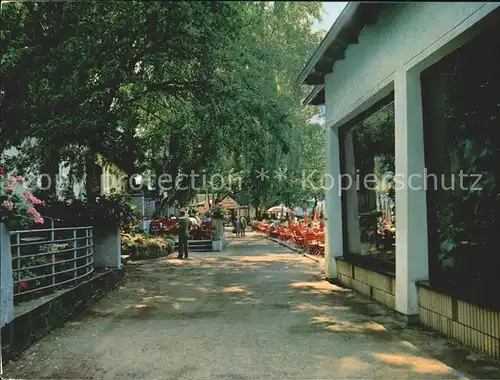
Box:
[4,232,500,379]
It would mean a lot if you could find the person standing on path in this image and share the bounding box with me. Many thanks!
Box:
[240,216,247,237]
[234,216,241,237]
[177,210,191,259]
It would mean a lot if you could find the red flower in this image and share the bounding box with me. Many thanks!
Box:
[0,167,4,175]
[14,281,29,292]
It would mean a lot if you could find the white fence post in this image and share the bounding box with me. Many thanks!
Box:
[93,227,122,268]
[0,222,14,329]
[211,219,224,252]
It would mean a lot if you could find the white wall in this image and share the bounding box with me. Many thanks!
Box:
[325,3,498,128]
[322,2,499,315]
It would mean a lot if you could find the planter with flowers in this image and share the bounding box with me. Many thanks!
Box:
[1,167,45,327]
[121,233,174,260]
[88,192,137,268]
[41,191,138,268]
[209,203,226,251]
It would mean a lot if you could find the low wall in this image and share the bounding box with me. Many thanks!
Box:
[1,268,124,364]
[335,257,500,360]
[417,282,500,359]
[336,257,396,310]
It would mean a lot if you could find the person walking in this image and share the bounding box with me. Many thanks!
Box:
[240,215,247,237]
[234,216,241,237]
[177,210,191,259]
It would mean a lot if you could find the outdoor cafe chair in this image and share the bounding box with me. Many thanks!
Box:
[303,232,320,256]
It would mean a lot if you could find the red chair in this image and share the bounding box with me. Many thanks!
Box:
[284,228,294,242]
[269,226,278,238]
[303,232,319,256]
[293,229,306,249]
[314,233,326,257]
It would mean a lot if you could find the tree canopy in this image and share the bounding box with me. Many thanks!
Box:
[1,1,326,212]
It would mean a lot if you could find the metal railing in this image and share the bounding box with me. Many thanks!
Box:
[10,225,94,300]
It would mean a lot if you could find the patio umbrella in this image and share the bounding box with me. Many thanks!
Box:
[267,205,291,214]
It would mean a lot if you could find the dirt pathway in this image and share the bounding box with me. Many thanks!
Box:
[4,232,500,379]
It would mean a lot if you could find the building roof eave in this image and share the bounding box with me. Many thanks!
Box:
[297,2,385,86]
[303,85,325,106]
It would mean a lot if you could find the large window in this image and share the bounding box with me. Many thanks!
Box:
[339,96,396,272]
[421,14,500,310]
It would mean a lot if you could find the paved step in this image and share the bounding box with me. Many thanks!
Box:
[174,240,212,252]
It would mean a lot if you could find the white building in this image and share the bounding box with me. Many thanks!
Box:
[1,144,127,200]
[299,2,499,359]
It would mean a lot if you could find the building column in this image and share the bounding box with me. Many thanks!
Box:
[344,129,362,255]
[324,126,344,280]
[394,69,429,316]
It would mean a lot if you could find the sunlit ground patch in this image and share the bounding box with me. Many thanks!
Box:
[229,253,309,263]
[176,297,197,302]
[311,315,387,334]
[290,280,346,293]
[295,303,331,311]
[223,286,247,293]
[373,353,454,375]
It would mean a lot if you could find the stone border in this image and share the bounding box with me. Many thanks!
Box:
[417,283,500,359]
[335,257,396,311]
[266,236,321,262]
[1,268,124,364]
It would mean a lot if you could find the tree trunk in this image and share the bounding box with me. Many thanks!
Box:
[40,149,60,197]
[85,152,102,199]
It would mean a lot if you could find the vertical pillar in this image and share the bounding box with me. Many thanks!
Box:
[93,228,122,268]
[0,222,14,328]
[394,69,429,316]
[324,126,344,280]
[344,129,362,255]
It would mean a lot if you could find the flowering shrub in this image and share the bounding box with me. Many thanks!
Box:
[0,167,45,229]
[121,233,174,260]
[209,203,225,219]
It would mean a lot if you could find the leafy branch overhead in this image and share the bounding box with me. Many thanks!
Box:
[1,1,325,209]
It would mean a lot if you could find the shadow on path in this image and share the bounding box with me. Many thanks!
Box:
[5,232,500,379]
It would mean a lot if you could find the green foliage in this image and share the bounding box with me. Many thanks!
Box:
[437,67,499,268]
[42,191,137,230]
[13,242,73,299]
[1,1,325,211]
[209,204,225,219]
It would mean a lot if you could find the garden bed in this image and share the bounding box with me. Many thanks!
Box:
[121,233,175,261]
